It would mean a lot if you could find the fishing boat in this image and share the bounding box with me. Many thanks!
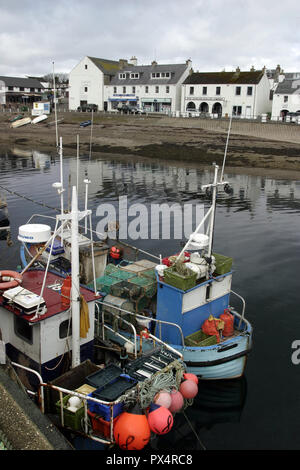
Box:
[0,146,193,449]
[8,114,24,123]
[18,129,252,381]
[10,117,31,128]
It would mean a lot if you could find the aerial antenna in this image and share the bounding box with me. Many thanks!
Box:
[52,61,59,148]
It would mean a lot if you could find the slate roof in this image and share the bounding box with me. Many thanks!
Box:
[0,76,44,88]
[109,63,189,85]
[183,70,264,85]
[87,57,121,75]
[275,77,300,94]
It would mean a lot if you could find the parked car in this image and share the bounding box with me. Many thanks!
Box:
[77,104,98,112]
[118,105,146,114]
[286,111,300,122]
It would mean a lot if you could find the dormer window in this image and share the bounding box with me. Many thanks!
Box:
[151,72,171,79]
[119,73,127,79]
[130,73,139,79]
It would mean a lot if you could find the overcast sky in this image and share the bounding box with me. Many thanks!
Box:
[1,0,299,77]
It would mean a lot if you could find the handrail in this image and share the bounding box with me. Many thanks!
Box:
[230,290,246,328]
[10,361,45,413]
[97,299,185,350]
[101,305,137,357]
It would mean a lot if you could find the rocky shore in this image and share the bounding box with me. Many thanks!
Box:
[1,112,300,178]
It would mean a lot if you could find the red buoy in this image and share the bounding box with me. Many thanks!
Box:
[61,276,71,307]
[168,389,184,413]
[183,373,198,385]
[154,390,172,408]
[147,403,173,435]
[220,309,234,337]
[179,380,198,399]
[113,404,150,450]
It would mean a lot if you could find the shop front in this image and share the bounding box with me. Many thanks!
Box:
[141,98,172,113]
[109,94,139,110]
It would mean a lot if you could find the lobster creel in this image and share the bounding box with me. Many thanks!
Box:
[0,270,23,290]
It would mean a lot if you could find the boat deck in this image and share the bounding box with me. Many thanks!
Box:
[0,269,98,323]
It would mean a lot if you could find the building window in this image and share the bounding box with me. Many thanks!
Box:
[123,86,126,93]
[130,73,139,79]
[113,86,117,93]
[166,86,169,93]
[233,105,242,116]
[247,86,253,96]
[132,86,136,94]
[236,86,241,95]
[119,73,126,79]
[155,86,159,93]
[216,86,221,95]
[165,72,170,78]
[284,95,288,103]
[8,86,13,91]
[20,87,24,91]
[145,86,149,93]
[85,64,88,69]
[190,86,194,95]
[84,87,88,92]
[30,88,34,92]
[203,86,207,95]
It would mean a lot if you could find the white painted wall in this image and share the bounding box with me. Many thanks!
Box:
[181,72,272,118]
[69,56,105,111]
[271,86,300,119]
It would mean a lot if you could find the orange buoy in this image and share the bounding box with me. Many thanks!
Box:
[202,315,224,343]
[114,404,150,450]
[0,270,22,290]
[179,380,198,399]
[147,403,173,435]
[183,373,198,385]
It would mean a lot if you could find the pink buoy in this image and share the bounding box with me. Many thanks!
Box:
[169,389,184,413]
[147,403,173,435]
[154,390,172,409]
[183,373,198,385]
[179,380,198,399]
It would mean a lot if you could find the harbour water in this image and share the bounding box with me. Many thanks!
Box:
[0,146,300,450]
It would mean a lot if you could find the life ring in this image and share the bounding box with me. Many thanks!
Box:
[0,270,23,290]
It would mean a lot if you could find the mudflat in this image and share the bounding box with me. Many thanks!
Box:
[1,112,300,178]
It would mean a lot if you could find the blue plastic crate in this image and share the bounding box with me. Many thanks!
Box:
[87,374,137,420]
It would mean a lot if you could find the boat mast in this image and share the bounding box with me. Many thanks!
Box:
[52,61,59,149]
[71,185,81,368]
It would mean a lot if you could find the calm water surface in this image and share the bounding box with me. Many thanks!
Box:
[1,147,300,450]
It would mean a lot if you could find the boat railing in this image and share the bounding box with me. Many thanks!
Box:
[10,360,136,445]
[230,290,246,328]
[96,299,185,351]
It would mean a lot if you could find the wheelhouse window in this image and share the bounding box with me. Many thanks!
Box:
[14,316,33,344]
[59,319,72,339]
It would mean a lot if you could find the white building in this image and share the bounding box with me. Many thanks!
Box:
[181,68,272,118]
[271,73,300,121]
[69,56,121,111]
[104,59,192,113]
[0,76,44,108]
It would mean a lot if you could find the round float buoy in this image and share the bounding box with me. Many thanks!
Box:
[154,390,172,409]
[109,246,122,260]
[147,403,173,435]
[179,380,198,399]
[183,373,198,385]
[169,389,184,413]
[114,404,150,450]
[0,270,22,290]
